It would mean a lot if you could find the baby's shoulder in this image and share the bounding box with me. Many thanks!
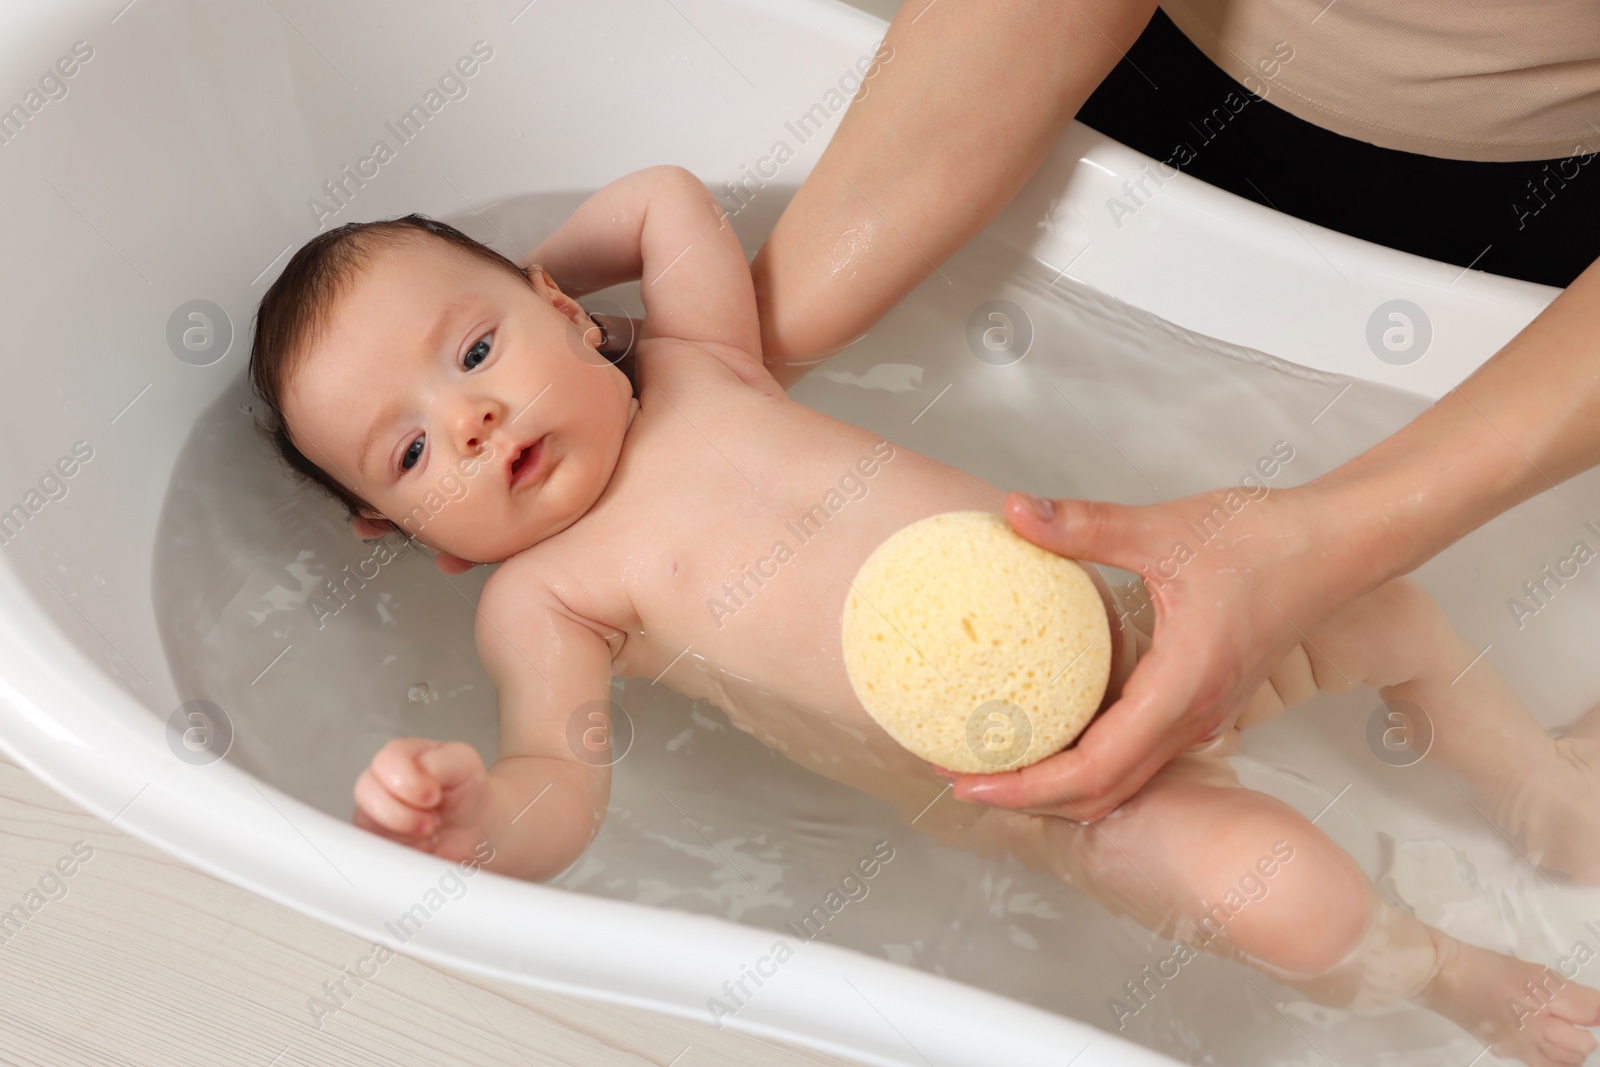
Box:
[476,550,632,657]
[634,335,783,397]
[476,550,556,629]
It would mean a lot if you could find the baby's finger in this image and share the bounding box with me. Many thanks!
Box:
[371,738,447,808]
[353,802,415,841]
[355,766,441,838]
[352,805,444,855]
[416,741,487,791]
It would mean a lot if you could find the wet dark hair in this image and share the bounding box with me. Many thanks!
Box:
[246,214,630,537]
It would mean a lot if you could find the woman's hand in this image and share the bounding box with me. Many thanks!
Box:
[949,486,1364,821]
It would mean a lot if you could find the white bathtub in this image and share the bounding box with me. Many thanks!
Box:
[2,1,1593,1064]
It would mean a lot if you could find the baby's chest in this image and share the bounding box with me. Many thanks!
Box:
[610,420,900,691]
[614,454,877,687]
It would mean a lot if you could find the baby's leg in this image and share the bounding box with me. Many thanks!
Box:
[986,753,1600,1066]
[1247,578,1600,886]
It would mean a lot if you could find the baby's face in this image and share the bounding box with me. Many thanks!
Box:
[283,234,634,563]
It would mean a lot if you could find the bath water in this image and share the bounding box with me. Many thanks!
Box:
[152,233,1600,1064]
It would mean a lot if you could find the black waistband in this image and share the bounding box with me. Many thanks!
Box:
[1075,8,1598,288]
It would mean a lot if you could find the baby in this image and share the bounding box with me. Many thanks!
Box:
[249,166,1600,1065]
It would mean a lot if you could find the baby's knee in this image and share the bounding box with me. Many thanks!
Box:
[1309,577,1458,690]
[1366,578,1449,638]
[1182,807,1370,976]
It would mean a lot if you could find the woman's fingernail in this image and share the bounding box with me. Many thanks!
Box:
[1019,493,1054,522]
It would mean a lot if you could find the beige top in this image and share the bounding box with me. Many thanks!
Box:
[1159,0,1600,162]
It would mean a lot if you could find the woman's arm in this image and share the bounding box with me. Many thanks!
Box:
[1311,255,1600,567]
[954,253,1600,820]
[751,0,1158,386]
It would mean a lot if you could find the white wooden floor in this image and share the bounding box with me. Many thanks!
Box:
[0,755,863,1067]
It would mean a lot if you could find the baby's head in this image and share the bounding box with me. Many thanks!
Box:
[249,216,636,564]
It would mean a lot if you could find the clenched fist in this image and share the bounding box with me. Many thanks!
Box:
[353,738,492,864]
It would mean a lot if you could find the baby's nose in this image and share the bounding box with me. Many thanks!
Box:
[458,407,497,450]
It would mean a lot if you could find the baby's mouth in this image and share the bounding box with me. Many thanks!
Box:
[509,436,546,487]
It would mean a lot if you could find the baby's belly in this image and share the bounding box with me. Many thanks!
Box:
[630,438,1004,699]
[657,651,1083,865]
[661,649,940,804]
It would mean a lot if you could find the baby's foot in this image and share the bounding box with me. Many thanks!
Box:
[1415,935,1600,1066]
[1486,704,1600,884]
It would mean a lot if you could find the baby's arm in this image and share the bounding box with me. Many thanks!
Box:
[353,571,614,882]
[523,165,765,379]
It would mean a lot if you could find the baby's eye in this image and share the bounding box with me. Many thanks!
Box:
[463,334,492,370]
[401,435,424,472]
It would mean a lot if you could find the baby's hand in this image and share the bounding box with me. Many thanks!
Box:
[353,738,490,862]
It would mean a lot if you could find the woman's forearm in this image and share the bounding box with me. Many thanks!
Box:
[750,0,1158,368]
[1311,253,1600,589]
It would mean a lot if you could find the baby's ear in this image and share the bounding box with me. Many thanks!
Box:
[525,263,561,298]
[351,510,394,541]
[526,264,588,318]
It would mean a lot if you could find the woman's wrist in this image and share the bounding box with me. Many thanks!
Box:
[1301,386,1552,588]
[1304,254,1600,587]
[1285,475,1412,595]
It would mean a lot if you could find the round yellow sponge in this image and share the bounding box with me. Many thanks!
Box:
[841,510,1112,774]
